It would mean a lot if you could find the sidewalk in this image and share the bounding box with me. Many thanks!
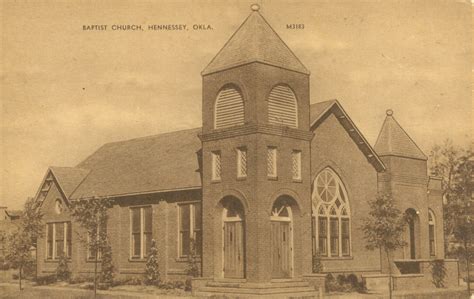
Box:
[0,282,471,299]
[0,282,194,299]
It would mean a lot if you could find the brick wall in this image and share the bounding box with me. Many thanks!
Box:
[200,62,313,283]
[37,186,202,281]
[311,113,381,274]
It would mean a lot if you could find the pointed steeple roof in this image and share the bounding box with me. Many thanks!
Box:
[374,109,427,160]
[202,4,309,75]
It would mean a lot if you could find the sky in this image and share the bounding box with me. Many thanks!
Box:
[1,0,472,210]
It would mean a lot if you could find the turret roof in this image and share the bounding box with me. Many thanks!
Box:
[374,110,427,160]
[202,6,309,75]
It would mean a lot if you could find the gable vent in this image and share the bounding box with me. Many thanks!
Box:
[267,84,298,128]
[214,86,245,129]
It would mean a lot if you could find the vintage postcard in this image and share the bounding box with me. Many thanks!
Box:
[1,1,472,298]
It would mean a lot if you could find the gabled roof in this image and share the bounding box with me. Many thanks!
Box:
[70,128,202,199]
[50,167,90,198]
[202,8,309,75]
[374,110,427,160]
[310,100,386,172]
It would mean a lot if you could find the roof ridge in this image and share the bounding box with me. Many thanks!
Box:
[103,127,202,146]
[310,99,337,106]
[310,99,385,172]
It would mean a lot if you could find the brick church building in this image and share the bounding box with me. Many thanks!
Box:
[34,5,457,296]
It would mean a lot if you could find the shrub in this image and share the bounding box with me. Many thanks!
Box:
[12,273,19,280]
[312,252,323,273]
[0,257,10,270]
[185,238,199,291]
[35,274,57,285]
[144,239,160,285]
[429,259,446,288]
[23,260,36,280]
[158,280,185,290]
[97,282,110,290]
[100,242,114,285]
[69,274,94,284]
[113,277,142,286]
[325,273,366,293]
[0,262,9,270]
[55,254,71,281]
[186,238,199,277]
[463,274,474,283]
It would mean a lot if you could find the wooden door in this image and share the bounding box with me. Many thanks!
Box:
[271,221,291,278]
[224,221,244,278]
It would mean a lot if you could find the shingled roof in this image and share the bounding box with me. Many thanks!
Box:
[374,110,427,160]
[50,167,90,198]
[202,8,309,75]
[69,128,202,199]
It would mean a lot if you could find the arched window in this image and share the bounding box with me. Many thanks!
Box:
[267,84,298,128]
[214,85,244,129]
[428,209,436,257]
[312,168,351,257]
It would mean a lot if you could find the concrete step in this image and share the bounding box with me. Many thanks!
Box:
[194,290,318,298]
[198,286,317,295]
[206,281,311,289]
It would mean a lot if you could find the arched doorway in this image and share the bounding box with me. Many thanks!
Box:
[270,196,294,278]
[405,208,419,259]
[222,197,245,278]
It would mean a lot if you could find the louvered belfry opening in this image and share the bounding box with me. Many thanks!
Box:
[267,84,298,128]
[214,85,245,129]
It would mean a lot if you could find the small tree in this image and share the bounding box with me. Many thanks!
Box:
[144,239,160,285]
[4,198,44,290]
[56,253,70,281]
[362,193,406,299]
[452,216,473,296]
[429,140,472,251]
[70,197,113,297]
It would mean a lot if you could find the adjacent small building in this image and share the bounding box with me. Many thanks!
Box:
[0,206,22,262]
[33,5,457,296]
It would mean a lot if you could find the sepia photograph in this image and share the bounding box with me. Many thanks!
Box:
[0,0,472,298]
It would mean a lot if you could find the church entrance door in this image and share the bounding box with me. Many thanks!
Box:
[222,198,245,278]
[271,198,293,278]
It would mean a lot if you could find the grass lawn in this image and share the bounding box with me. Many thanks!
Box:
[0,282,194,298]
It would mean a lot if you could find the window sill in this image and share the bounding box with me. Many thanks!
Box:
[211,179,221,184]
[292,178,302,183]
[44,258,72,263]
[267,176,278,181]
[320,256,353,260]
[128,258,147,262]
[236,176,247,181]
[86,259,102,263]
[175,256,202,263]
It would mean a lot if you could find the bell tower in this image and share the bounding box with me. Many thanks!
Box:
[199,5,313,284]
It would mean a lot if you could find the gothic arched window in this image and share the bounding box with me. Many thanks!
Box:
[267,84,298,128]
[428,209,436,257]
[312,168,351,257]
[214,85,245,129]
